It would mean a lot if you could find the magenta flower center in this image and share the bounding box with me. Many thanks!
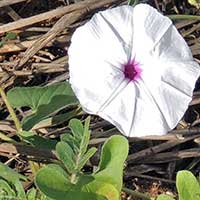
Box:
[123,59,142,81]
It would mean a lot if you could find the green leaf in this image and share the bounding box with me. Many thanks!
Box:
[95,135,129,192]
[32,110,78,129]
[26,188,37,200]
[176,170,200,200]
[56,141,76,173]
[14,180,26,200]
[156,194,175,200]
[36,135,128,200]
[69,118,84,140]
[76,174,95,186]
[67,117,91,171]
[72,135,128,200]
[0,162,26,183]
[0,32,17,48]
[0,179,16,197]
[61,133,80,153]
[5,32,17,40]
[94,183,118,200]
[7,82,77,130]
[78,147,97,171]
[41,196,54,200]
[0,162,26,199]
[19,131,56,150]
[83,179,118,200]
[35,165,104,200]
[41,195,54,200]
[80,117,91,156]
[35,164,72,199]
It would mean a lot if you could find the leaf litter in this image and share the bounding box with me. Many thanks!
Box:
[0,0,200,199]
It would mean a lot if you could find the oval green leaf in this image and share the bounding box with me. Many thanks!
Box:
[176,170,200,200]
[56,141,76,173]
[7,82,77,130]
[95,135,129,192]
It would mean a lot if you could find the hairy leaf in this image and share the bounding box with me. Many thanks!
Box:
[78,147,97,171]
[67,117,91,171]
[56,141,76,173]
[35,165,105,200]
[69,118,84,140]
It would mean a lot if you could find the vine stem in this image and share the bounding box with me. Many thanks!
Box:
[168,14,200,20]
[122,187,151,200]
[0,86,41,176]
[0,86,21,132]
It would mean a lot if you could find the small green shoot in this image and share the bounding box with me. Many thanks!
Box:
[0,32,17,47]
[35,117,129,200]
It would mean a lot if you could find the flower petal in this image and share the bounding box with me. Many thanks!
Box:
[132,4,172,61]
[139,59,200,133]
[98,82,138,136]
[153,25,193,61]
[69,6,134,114]
[133,4,194,62]
[69,4,200,137]
[69,59,124,113]
[99,80,169,137]
[100,57,200,137]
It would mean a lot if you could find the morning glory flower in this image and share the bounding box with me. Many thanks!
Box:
[68,4,200,137]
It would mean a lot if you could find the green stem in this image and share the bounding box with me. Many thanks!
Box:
[128,0,139,6]
[168,14,200,21]
[0,87,40,177]
[29,161,40,176]
[0,86,21,132]
[123,187,151,200]
[70,150,81,184]
[0,132,16,143]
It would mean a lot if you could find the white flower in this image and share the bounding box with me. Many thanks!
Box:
[68,4,200,137]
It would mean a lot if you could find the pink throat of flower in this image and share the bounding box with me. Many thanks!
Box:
[123,59,142,81]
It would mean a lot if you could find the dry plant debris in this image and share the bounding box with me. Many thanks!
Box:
[0,0,200,199]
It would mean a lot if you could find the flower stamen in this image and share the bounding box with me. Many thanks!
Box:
[123,59,142,81]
